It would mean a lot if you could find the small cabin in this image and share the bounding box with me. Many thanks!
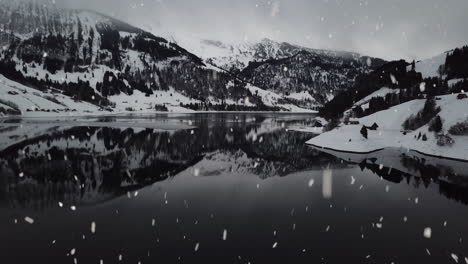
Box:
[349,118,360,125]
[344,117,360,125]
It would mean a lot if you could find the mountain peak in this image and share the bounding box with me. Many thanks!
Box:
[259,38,275,43]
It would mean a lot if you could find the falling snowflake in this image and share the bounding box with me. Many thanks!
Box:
[420,82,426,92]
[423,227,432,239]
[223,229,228,241]
[24,216,34,224]
[322,169,333,199]
[91,222,96,234]
[390,74,397,84]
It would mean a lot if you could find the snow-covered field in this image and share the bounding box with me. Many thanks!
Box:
[0,74,103,117]
[0,73,314,117]
[245,84,317,113]
[307,94,468,161]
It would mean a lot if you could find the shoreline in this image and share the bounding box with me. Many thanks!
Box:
[307,94,468,163]
[307,139,468,163]
[0,110,318,120]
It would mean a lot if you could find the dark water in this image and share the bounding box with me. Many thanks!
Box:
[0,114,467,264]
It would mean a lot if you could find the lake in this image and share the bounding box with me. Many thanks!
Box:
[0,113,467,264]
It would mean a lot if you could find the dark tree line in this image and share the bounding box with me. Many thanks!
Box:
[440,46,468,79]
[321,54,468,120]
[180,102,281,112]
[403,97,441,131]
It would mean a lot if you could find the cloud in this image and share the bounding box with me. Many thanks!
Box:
[270,1,280,17]
[48,0,468,60]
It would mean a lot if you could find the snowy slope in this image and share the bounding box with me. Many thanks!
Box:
[0,73,314,116]
[411,51,451,78]
[353,87,399,107]
[0,74,103,116]
[308,94,468,161]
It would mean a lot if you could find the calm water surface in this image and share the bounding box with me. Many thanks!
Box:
[0,114,467,264]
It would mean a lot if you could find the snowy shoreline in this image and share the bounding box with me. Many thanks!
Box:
[0,110,318,119]
[309,142,468,163]
[307,94,468,162]
[308,143,384,155]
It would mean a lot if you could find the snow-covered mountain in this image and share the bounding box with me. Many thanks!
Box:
[0,1,315,116]
[175,36,386,107]
[176,37,308,71]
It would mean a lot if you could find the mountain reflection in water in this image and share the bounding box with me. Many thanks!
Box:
[0,114,467,264]
[0,114,335,209]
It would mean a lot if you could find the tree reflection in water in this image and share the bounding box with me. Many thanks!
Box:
[0,114,339,210]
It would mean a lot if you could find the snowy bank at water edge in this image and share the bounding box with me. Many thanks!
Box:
[307,94,468,161]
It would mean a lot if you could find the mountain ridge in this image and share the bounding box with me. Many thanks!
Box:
[173,35,386,108]
[0,1,320,115]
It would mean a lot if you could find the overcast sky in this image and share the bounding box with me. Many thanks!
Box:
[55,0,468,60]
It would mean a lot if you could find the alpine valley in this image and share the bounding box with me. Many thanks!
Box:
[0,0,385,116]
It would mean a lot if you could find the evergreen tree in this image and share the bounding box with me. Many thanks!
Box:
[429,115,443,133]
[360,126,368,139]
